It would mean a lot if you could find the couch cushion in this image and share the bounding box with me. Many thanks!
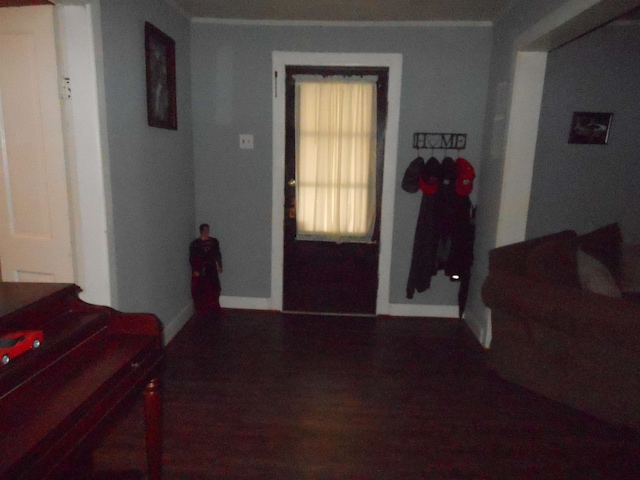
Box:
[525,238,579,288]
[576,248,622,297]
[577,223,623,281]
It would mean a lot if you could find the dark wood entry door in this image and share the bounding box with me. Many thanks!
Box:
[282,66,388,315]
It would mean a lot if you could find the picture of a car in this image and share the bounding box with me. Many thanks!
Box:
[0,330,44,365]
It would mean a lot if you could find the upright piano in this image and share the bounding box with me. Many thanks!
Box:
[0,283,164,479]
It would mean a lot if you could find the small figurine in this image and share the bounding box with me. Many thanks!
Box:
[0,330,44,365]
[189,223,223,319]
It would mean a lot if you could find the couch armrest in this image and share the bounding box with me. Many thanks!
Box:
[482,270,640,349]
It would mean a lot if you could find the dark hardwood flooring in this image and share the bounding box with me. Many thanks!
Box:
[93,311,640,479]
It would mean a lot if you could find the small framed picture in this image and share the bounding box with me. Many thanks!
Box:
[568,112,612,145]
[145,22,177,130]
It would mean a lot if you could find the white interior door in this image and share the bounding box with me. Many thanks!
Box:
[0,6,74,283]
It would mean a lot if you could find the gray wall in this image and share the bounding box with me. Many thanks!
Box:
[100,0,194,323]
[191,22,492,306]
[527,23,640,243]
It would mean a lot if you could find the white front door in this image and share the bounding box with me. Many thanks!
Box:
[0,6,74,283]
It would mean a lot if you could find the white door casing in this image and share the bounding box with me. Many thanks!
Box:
[0,6,74,283]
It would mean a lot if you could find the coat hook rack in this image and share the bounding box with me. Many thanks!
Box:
[413,132,467,151]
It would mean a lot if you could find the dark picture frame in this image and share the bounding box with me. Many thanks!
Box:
[145,22,177,130]
[568,112,612,145]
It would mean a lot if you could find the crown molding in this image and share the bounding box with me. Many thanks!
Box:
[192,17,492,28]
[163,0,191,19]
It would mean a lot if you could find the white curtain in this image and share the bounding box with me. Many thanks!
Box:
[294,76,377,242]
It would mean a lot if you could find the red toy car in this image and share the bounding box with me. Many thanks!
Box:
[0,330,44,365]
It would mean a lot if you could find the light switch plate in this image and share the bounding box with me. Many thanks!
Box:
[239,134,254,149]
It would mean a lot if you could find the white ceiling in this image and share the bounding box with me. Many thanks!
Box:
[166,0,516,22]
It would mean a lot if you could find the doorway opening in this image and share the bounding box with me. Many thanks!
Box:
[271,52,403,315]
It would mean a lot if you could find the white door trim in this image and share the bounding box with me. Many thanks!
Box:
[495,51,547,247]
[56,2,113,306]
[271,51,403,314]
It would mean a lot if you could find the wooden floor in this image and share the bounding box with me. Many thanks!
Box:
[93,310,640,479]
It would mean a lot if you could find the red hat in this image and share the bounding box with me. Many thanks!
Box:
[455,157,475,196]
[419,176,439,195]
[419,157,442,195]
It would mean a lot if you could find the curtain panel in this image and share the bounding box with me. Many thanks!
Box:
[294,76,377,243]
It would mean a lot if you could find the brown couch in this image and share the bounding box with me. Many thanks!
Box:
[482,224,640,430]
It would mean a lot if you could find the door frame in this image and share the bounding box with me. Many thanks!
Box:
[271,51,403,314]
[55,1,115,307]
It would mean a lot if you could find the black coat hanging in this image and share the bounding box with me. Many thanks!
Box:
[405,156,443,298]
[403,134,476,317]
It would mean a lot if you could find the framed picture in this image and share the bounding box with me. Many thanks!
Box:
[568,112,612,145]
[145,22,177,130]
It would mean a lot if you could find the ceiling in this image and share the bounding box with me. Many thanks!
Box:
[166,0,516,22]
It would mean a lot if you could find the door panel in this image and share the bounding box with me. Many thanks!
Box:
[0,6,74,282]
[282,66,388,315]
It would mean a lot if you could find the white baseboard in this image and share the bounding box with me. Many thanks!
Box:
[462,309,492,348]
[386,303,459,318]
[163,302,194,345]
[220,295,273,310]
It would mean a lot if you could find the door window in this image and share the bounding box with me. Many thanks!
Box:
[294,76,377,243]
